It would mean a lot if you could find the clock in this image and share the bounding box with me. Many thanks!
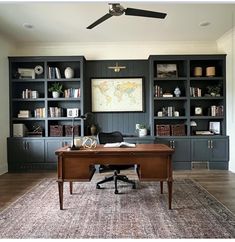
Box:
[195,107,203,115]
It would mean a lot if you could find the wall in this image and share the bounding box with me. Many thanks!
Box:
[14,41,219,60]
[85,59,149,135]
[0,35,15,175]
[217,29,235,172]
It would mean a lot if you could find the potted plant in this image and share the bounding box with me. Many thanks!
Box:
[48,82,63,98]
[137,124,148,137]
[206,84,221,96]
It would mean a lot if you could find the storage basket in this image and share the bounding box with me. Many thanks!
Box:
[50,125,63,137]
[64,125,80,137]
[156,124,170,136]
[171,124,185,136]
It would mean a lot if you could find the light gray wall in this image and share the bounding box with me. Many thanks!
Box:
[0,35,15,174]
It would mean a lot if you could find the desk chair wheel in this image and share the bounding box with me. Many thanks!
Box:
[96,184,101,189]
[115,190,118,194]
[132,184,136,189]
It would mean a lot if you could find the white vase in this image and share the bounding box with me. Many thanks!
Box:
[52,91,60,98]
[64,67,74,79]
[138,128,147,137]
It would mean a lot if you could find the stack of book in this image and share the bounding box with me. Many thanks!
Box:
[17,110,31,118]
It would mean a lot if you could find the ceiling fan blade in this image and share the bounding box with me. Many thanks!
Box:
[87,13,112,29]
[125,8,166,19]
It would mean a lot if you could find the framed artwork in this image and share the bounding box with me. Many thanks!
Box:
[157,64,178,78]
[91,78,144,112]
[209,121,220,134]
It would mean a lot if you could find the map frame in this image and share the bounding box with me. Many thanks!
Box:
[91,77,144,112]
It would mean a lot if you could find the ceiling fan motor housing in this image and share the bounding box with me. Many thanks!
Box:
[109,3,124,16]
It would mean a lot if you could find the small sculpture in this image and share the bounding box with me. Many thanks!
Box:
[174,87,181,97]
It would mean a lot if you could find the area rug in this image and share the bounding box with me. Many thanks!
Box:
[0,178,235,239]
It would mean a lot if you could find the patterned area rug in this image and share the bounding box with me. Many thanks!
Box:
[0,178,235,239]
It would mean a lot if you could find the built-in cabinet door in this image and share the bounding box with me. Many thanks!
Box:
[45,139,70,163]
[156,138,191,169]
[156,138,191,161]
[7,138,45,170]
[191,137,229,162]
[210,138,229,162]
[26,139,44,163]
[191,139,211,161]
[7,139,26,164]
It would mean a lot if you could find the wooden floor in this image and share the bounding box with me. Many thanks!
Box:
[0,170,235,213]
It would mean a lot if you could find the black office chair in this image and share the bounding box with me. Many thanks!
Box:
[96,131,136,194]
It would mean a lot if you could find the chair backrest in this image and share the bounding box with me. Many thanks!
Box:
[98,131,123,144]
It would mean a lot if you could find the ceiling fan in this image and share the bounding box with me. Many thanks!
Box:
[87,3,167,29]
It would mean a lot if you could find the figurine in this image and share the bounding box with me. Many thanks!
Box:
[174,87,181,97]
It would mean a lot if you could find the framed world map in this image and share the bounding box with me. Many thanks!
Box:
[91,78,144,112]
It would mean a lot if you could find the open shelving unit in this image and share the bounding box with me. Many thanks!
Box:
[149,54,229,170]
[8,56,86,170]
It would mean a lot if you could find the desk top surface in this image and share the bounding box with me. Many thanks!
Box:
[56,143,174,155]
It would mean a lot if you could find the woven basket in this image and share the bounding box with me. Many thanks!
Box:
[64,125,80,137]
[171,124,185,136]
[156,125,170,136]
[50,125,63,137]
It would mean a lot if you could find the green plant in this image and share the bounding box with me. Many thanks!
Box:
[48,82,63,93]
[138,124,147,129]
[206,84,221,95]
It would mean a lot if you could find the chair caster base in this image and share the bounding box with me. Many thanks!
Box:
[132,184,136,189]
[114,190,118,194]
[96,184,101,189]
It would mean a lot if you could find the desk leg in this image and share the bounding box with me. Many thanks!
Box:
[69,182,73,195]
[160,181,163,194]
[58,181,64,210]
[167,181,172,209]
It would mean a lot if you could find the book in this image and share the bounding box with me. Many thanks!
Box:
[104,142,136,148]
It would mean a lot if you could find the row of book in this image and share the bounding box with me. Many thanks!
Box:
[49,107,63,117]
[64,88,80,98]
[154,85,163,97]
[190,87,202,97]
[210,105,224,117]
[22,89,39,99]
[48,67,62,79]
[34,108,46,118]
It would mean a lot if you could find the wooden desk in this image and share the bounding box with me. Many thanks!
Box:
[56,144,174,210]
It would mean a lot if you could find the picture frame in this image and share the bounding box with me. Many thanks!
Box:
[195,107,203,115]
[91,77,144,112]
[209,121,220,134]
[156,64,178,78]
[67,108,79,118]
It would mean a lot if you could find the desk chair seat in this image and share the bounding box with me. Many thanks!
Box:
[96,131,136,194]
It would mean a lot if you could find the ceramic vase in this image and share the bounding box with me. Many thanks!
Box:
[64,67,74,79]
[52,91,60,98]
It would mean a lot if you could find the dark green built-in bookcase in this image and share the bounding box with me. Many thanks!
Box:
[149,55,229,170]
[8,56,86,170]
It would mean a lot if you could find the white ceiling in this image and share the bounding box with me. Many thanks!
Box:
[0,2,234,43]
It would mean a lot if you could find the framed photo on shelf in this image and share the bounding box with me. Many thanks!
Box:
[91,77,144,112]
[209,121,220,134]
[156,64,178,78]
